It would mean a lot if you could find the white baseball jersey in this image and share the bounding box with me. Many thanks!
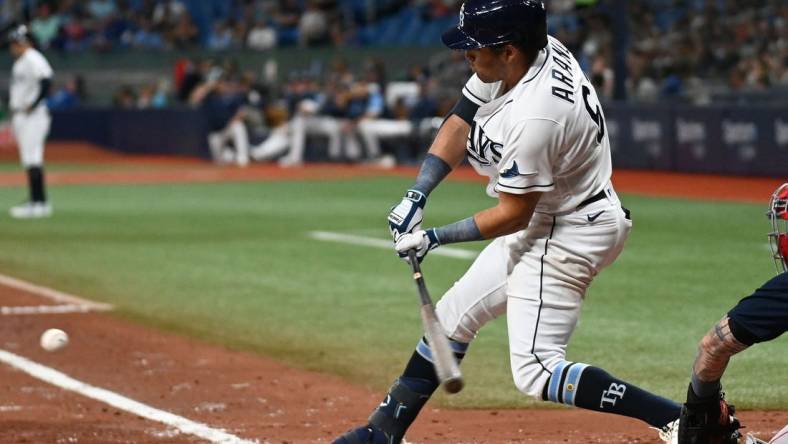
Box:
[10,47,53,111]
[430,36,631,401]
[463,36,611,214]
[10,47,52,167]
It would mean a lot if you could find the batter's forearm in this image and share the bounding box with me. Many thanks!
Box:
[412,154,452,196]
[427,114,469,169]
[433,217,483,245]
[432,193,538,246]
[692,317,749,383]
[473,205,531,239]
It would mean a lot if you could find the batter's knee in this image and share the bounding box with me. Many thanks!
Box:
[510,352,558,400]
[434,285,506,344]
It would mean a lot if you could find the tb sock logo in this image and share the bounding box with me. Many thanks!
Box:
[600,383,627,408]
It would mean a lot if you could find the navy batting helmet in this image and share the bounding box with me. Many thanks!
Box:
[442,0,548,51]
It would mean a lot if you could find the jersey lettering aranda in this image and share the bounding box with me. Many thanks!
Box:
[463,36,612,214]
[10,48,53,112]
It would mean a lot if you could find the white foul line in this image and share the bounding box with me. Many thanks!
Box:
[1,304,112,316]
[0,273,113,311]
[0,349,258,444]
[308,231,477,260]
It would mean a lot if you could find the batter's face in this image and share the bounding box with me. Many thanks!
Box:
[464,47,506,83]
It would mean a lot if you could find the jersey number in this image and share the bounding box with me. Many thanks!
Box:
[582,85,606,144]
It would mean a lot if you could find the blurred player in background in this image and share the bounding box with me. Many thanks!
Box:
[678,184,788,444]
[190,65,251,167]
[7,24,53,219]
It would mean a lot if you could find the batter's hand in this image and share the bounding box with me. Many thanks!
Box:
[395,229,440,263]
[388,189,427,240]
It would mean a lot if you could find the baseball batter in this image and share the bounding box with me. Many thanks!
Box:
[678,183,788,444]
[336,1,683,443]
[7,25,53,219]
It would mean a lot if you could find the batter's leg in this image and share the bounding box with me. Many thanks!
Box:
[335,237,510,444]
[507,209,680,429]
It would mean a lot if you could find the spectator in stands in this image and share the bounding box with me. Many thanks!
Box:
[246,16,277,50]
[30,3,62,49]
[275,0,302,45]
[190,67,251,166]
[88,0,117,20]
[126,14,165,50]
[299,0,329,47]
[153,0,187,29]
[48,75,86,110]
[1,0,23,29]
[208,20,235,50]
[113,85,137,109]
[167,8,198,49]
[176,58,212,102]
[136,80,169,109]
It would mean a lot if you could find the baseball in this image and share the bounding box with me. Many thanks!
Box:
[40,328,68,352]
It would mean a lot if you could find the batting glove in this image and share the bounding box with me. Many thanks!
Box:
[395,229,440,263]
[388,190,426,241]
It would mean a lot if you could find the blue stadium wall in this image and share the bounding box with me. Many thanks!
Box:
[49,104,787,176]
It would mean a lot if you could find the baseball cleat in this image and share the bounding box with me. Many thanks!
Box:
[9,202,52,219]
[333,425,392,444]
[658,419,679,444]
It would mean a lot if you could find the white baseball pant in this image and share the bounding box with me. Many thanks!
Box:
[434,187,631,398]
[12,106,50,167]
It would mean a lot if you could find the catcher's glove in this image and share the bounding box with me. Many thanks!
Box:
[678,384,741,444]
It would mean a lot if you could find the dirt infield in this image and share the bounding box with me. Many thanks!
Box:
[0,143,785,443]
[1,282,783,444]
[0,143,784,204]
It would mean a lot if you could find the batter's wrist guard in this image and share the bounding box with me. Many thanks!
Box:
[678,383,741,444]
[367,378,431,443]
[403,189,426,208]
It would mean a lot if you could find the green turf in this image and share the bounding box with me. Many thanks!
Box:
[0,177,784,409]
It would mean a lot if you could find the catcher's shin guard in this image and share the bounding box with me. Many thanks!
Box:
[678,384,741,444]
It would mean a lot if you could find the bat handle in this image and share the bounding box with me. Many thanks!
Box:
[407,249,420,272]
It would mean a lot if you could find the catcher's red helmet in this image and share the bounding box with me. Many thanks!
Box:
[767,183,788,273]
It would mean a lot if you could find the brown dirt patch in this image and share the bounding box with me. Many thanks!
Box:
[0,143,783,205]
[1,283,785,443]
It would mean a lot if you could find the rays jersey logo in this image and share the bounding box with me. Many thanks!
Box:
[466,121,502,166]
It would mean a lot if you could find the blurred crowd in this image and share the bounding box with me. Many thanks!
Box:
[0,0,462,51]
[6,0,787,165]
[3,0,785,102]
[550,0,788,102]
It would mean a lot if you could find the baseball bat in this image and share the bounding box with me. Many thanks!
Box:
[407,250,464,394]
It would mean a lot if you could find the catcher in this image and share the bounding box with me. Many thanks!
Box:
[678,183,788,444]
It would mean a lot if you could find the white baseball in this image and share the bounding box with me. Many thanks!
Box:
[40,328,68,352]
